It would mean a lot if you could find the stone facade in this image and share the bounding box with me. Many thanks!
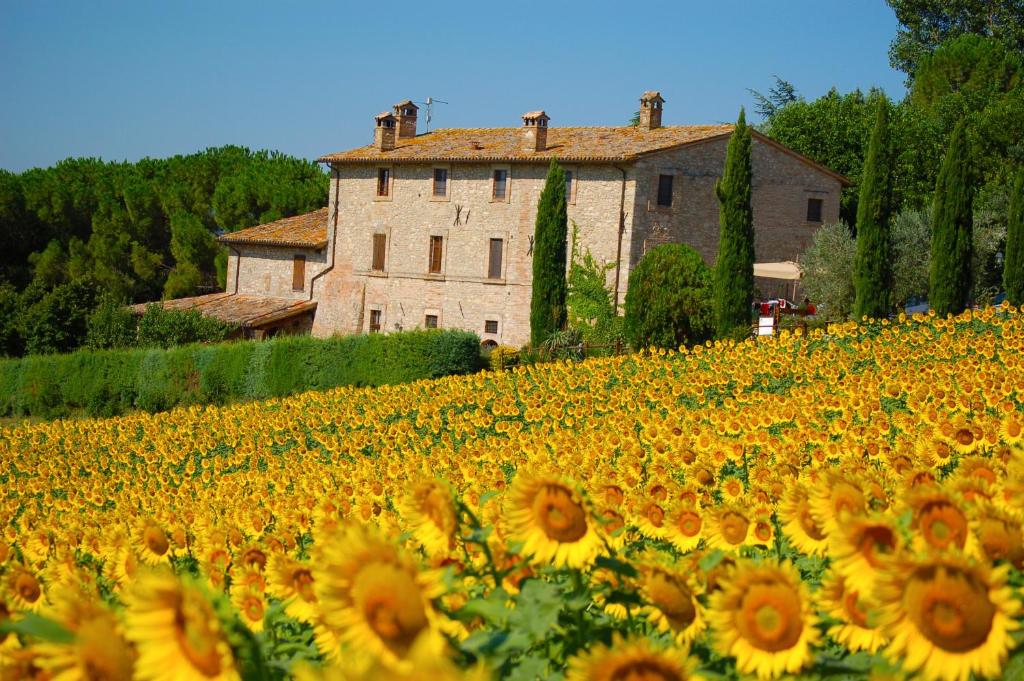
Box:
[225,244,329,300]
[213,94,847,347]
[309,137,841,346]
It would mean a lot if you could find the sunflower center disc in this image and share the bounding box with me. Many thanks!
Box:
[144,527,169,556]
[721,513,749,545]
[906,568,996,653]
[534,485,587,543]
[738,584,804,652]
[16,574,41,602]
[610,660,683,681]
[678,512,701,537]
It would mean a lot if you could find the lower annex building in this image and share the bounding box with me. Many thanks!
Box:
[152,92,847,346]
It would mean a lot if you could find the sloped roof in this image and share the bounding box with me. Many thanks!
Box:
[318,125,735,163]
[218,208,329,249]
[131,293,317,328]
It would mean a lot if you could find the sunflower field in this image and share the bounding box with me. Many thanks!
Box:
[1,306,1023,681]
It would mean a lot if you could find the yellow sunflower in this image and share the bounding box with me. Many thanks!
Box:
[708,558,820,680]
[314,523,445,668]
[777,485,829,556]
[400,478,458,557]
[704,505,755,552]
[664,504,704,554]
[906,488,978,556]
[638,559,707,647]
[132,520,172,566]
[123,569,239,681]
[829,513,902,597]
[970,502,1024,568]
[4,565,45,613]
[267,554,319,623]
[31,586,135,681]
[230,584,266,633]
[877,554,1021,681]
[809,474,867,539]
[566,634,702,681]
[504,473,602,569]
[818,569,887,654]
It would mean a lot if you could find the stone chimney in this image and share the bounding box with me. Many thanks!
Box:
[521,111,550,152]
[639,91,665,130]
[393,99,419,139]
[374,112,396,151]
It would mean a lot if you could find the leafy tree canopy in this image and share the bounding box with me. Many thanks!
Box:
[886,0,1024,78]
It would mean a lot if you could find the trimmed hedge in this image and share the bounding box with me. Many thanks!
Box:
[0,330,482,420]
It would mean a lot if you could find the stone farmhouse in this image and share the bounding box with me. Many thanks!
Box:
[152,92,847,345]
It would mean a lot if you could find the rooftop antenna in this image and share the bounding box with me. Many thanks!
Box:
[418,97,448,132]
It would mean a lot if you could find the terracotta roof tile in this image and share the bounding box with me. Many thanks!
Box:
[218,208,328,249]
[318,125,735,164]
[130,293,317,328]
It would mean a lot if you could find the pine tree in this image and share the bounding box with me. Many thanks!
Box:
[530,159,569,346]
[713,108,755,337]
[929,119,974,316]
[1004,167,1024,306]
[853,100,895,319]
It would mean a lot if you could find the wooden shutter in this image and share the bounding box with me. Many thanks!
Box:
[488,238,503,279]
[292,255,306,291]
[369,309,381,332]
[372,234,386,271]
[429,235,443,273]
[377,168,390,197]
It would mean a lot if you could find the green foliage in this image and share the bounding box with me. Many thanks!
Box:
[624,243,713,350]
[713,109,755,338]
[85,295,138,350]
[760,88,943,222]
[566,222,623,346]
[489,345,520,371]
[0,146,329,357]
[20,280,99,356]
[930,119,975,315]
[0,330,481,419]
[798,221,857,321]
[530,160,569,347]
[0,281,24,357]
[135,304,235,349]
[886,0,1024,77]
[853,101,896,319]
[1006,167,1024,304]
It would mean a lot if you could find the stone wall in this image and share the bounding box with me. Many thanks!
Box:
[311,161,630,347]
[628,135,843,274]
[226,244,327,300]
[307,135,842,346]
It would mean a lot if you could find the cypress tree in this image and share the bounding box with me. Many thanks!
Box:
[929,119,974,316]
[713,108,755,337]
[1004,167,1024,306]
[853,100,895,320]
[530,159,568,346]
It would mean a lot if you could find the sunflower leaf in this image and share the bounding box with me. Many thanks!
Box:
[698,549,725,571]
[0,612,74,644]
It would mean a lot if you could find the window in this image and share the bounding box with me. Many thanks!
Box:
[433,168,448,197]
[372,233,386,271]
[484,320,499,334]
[376,168,390,197]
[425,314,438,329]
[657,174,674,207]
[488,238,503,279]
[492,169,508,200]
[564,170,574,202]
[292,255,305,291]
[807,198,823,222]
[369,309,382,333]
[428,235,443,274]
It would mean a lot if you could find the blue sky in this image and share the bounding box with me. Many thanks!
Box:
[0,1,906,172]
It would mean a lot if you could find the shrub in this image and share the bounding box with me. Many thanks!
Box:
[489,345,519,371]
[136,304,235,349]
[0,329,481,419]
[799,221,857,320]
[86,295,138,350]
[623,244,713,350]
